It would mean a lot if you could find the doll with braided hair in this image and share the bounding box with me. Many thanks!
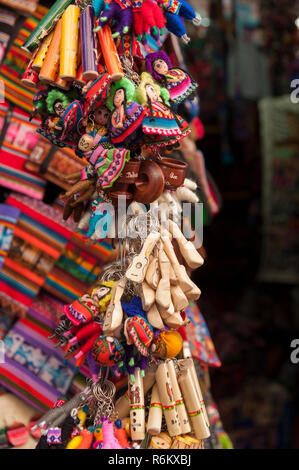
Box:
[136,72,190,147]
[145,50,198,105]
[106,77,145,146]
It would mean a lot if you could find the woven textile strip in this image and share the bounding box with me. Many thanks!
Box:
[185,302,221,368]
[0,107,46,199]
[0,292,75,412]
[44,231,113,304]
[0,5,48,112]
[0,194,75,316]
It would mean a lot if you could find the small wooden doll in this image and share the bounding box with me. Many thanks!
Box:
[145,50,198,105]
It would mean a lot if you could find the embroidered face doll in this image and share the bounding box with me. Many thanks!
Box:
[136,72,190,147]
[145,50,198,105]
[106,77,145,146]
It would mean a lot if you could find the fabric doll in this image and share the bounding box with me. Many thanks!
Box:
[145,50,198,105]
[106,77,145,146]
[132,0,165,47]
[157,0,201,44]
[136,72,190,147]
[94,0,133,38]
[46,89,71,134]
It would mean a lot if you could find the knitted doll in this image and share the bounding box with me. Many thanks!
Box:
[94,0,133,38]
[145,50,198,105]
[136,72,190,147]
[132,0,165,48]
[106,77,145,146]
[157,0,201,44]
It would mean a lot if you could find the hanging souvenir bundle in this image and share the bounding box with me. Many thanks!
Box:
[22,0,213,450]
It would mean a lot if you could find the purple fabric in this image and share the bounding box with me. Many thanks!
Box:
[145,50,173,82]
[100,1,133,35]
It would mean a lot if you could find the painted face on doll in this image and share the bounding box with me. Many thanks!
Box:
[94,106,109,126]
[113,88,125,108]
[78,134,94,152]
[145,84,159,103]
[92,285,111,301]
[53,100,65,117]
[153,59,168,76]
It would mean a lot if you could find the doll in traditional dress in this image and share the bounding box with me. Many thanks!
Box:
[106,77,145,147]
[45,89,71,136]
[136,72,190,147]
[145,50,198,105]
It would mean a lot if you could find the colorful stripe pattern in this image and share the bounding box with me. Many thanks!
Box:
[0,194,74,315]
[0,293,75,412]
[0,203,20,269]
[185,302,221,368]
[44,231,113,304]
[0,5,48,112]
[0,107,46,200]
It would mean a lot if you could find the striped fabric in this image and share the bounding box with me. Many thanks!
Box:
[0,5,48,112]
[185,302,221,368]
[0,203,20,270]
[0,107,46,200]
[44,232,113,304]
[0,9,18,64]
[0,101,9,135]
[0,194,75,316]
[0,292,75,412]
[0,305,14,340]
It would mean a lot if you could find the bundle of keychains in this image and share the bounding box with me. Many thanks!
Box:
[22,0,212,449]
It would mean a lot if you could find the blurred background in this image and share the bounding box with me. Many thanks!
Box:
[0,0,298,449]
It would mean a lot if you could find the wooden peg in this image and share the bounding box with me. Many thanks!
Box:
[126,232,160,283]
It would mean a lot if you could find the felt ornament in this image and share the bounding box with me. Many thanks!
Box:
[145,50,198,105]
[151,330,183,359]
